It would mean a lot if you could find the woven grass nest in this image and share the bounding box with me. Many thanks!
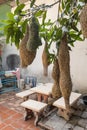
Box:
[20,44,36,68]
[80,4,87,38]
[19,25,36,68]
[52,57,60,81]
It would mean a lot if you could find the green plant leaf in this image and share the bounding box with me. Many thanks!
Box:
[35,10,44,17]
[65,2,70,13]
[55,27,62,40]
[30,0,36,7]
[14,4,25,14]
[7,13,14,21]
[15,0,19,6]
[62,0,65,9]
[42,11,47,25]
[21,19,28,33]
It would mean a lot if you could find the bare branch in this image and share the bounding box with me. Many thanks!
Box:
[45,0,60,8]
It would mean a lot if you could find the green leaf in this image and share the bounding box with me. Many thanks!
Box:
[62,0,65,9]
[15,0,19,6]
[7,13,14,21]
[4,24,14,43]
[42,11,47,25]
[6,33,10,43]
[21,19,28,33]
[70,33,78,39]
[14,30,20,48]
[76,36,84,41]
[14,4,25,14]
[30,0,36,7]
[55,27,62,40]
[59,18,68,26]
[66,2,70,13]
[69,42,74,47]
[35,10,44,17]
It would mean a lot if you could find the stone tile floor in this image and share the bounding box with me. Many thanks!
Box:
[38,96,87,130]
[0,91,87,130]
[0,91,42,130]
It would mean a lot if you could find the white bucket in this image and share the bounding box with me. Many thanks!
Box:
[19,79,25,89]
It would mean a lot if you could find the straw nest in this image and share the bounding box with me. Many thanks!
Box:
[51,56,61,99]
[19,25,36,68]
[52,81,61,99]
[42,42,50,76]
[80,4,87,38]
[52,56,60,81]
[58,34,72,110]
[27,16,42,51]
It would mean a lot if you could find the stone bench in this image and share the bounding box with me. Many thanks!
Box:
[21,99,47,126]
[53,92,81,120]
[16,90,35,101]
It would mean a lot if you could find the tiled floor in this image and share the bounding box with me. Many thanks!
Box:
[0,91,87,130]
[0,91,42,130]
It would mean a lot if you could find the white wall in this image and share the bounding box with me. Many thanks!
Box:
[70,40,87,93]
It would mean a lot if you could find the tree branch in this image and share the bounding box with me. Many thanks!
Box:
[45,0,60,8]
[19,0,60,20]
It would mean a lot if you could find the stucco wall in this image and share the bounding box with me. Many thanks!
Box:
[70,40,87,93]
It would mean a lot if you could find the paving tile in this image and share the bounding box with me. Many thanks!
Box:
[7,109,17,115]
[1,125,16,130]
[4,118,14,124]
[62,123,74,130]
[45,114,67,130]
[73,110,83,117]
[78,119,87,128]
[11,121,24,129]
[16,118,31,128]
[0,111,10,121]
[0,105,9,113]
[0,122,7,129]
[68,116,80,126]
[0,91,87,130]
[27,125,41,130]
[11,113,23,121]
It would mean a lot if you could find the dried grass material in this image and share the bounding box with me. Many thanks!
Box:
[80,4,87,38]
[42,42,50,76]
[58,34,72,111]
[27,17,42,51]
[52,81,61,99]
[52,57,60,81]
[19,25,36,68]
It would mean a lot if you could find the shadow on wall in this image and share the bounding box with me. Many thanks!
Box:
[6,54,20,70]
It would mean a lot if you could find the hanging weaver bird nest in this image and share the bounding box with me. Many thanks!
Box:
[27,16,42,51]
[19,25,36,68]
[52,56,60,81]
[42,42,51,76]
[52,81,61,100]
[80,4,87,38]
[58,34,72,111]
